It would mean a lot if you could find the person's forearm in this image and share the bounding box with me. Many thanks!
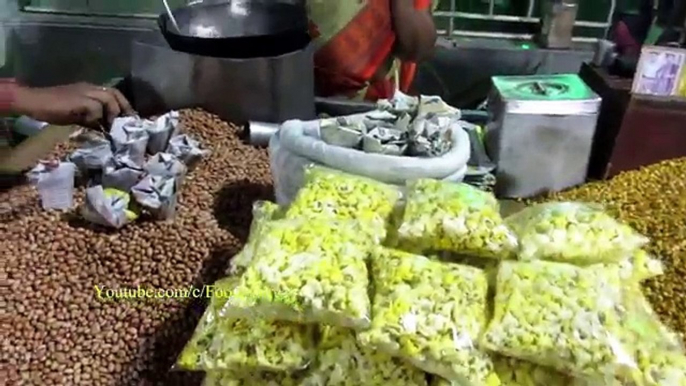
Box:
[391,0,437,62]
[0,79,19,116]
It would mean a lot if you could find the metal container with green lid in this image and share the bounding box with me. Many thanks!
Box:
[485,74,601,198]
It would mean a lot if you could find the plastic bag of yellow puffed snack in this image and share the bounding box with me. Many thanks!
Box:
[358,247,499,385]
[303,326,428,386]
[222,218,373,329]
[176,277,316,372]
[615,249,664,282]
[227,201,283,276]
[285,165,401,239]
[505,202,648,264]
[614,284,686,386]
[481,261,636,380]
[396,179,517,259]
[203,371,310,386]
[431,357,570,386]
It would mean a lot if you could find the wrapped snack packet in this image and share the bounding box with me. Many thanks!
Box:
[302,326,428,386]
[131,174,178,220]
[147,111,180,154]
[168,134,210,170]
[68,137,113,173]
[396,179,517,259]
[203,371,309,386]
[110,116,150,165]
[358,248,499,385]
[284,166,401,240]
[80,186,138,228]
[227,201,283,276]
[505,202,648,264]
[223,218,373,329]
[144,152,187,185]
[176,277,316,373]
[102,153,145,191]
[27,161,76,210]
[481,261,636,380]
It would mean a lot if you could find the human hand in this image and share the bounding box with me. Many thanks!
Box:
[13,82,135,128]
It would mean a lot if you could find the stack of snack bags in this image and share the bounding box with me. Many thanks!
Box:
[176,166,686,386]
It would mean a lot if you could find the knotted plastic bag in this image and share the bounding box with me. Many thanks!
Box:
[227,201,283,276]
[284,165,401,241]
[302,326,428,386]
[102,153,145,191]
[481,261,636,380]
[131,174,178,220]
[358,247,499,385]
[80,185,138,228]
[110,116,149,165]
[505,202,648,264]
[222,218,373,329]
[396,179,517,259]
[176,277,316,373]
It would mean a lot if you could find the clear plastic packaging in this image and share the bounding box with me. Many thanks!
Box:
[176,277,316,372]
[616,284,686,386]
[505,202,648,264]
[615,249,664,282]
[227,201,283,276]
[481,261,636,379]
[431,357,570,386]
[222,218,373,329]
[396,179,517,259]
[202,371,308,386]
[358,247,499,385]
[303,326,428,386]
[284,165,401,241]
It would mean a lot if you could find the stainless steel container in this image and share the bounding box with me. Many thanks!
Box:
[485,74,601,198]
[538,0,579,49]
[130,34,316,123]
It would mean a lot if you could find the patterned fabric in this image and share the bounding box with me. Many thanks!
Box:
[307,0,439,101]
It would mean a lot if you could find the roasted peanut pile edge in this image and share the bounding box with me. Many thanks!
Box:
[2,109,273,386]
[543,157,686,346]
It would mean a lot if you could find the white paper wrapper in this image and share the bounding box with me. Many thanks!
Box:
[110,116,150,165]
[27,161,76,210]
[102,154,146,192]
[147,111,181,154]
[68,138,113,173]
[131,174,178,220]
[167,134,210,170]
[144,153,187,186]
[80,185,136,228]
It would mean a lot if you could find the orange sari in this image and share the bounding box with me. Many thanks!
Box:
[308,0,434,101]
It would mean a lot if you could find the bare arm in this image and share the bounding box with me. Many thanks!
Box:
[391,0,437,62]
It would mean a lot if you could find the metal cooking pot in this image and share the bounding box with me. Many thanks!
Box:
[158,0,310,59]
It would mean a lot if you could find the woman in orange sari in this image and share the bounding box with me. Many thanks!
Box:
[308,0,438,101]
